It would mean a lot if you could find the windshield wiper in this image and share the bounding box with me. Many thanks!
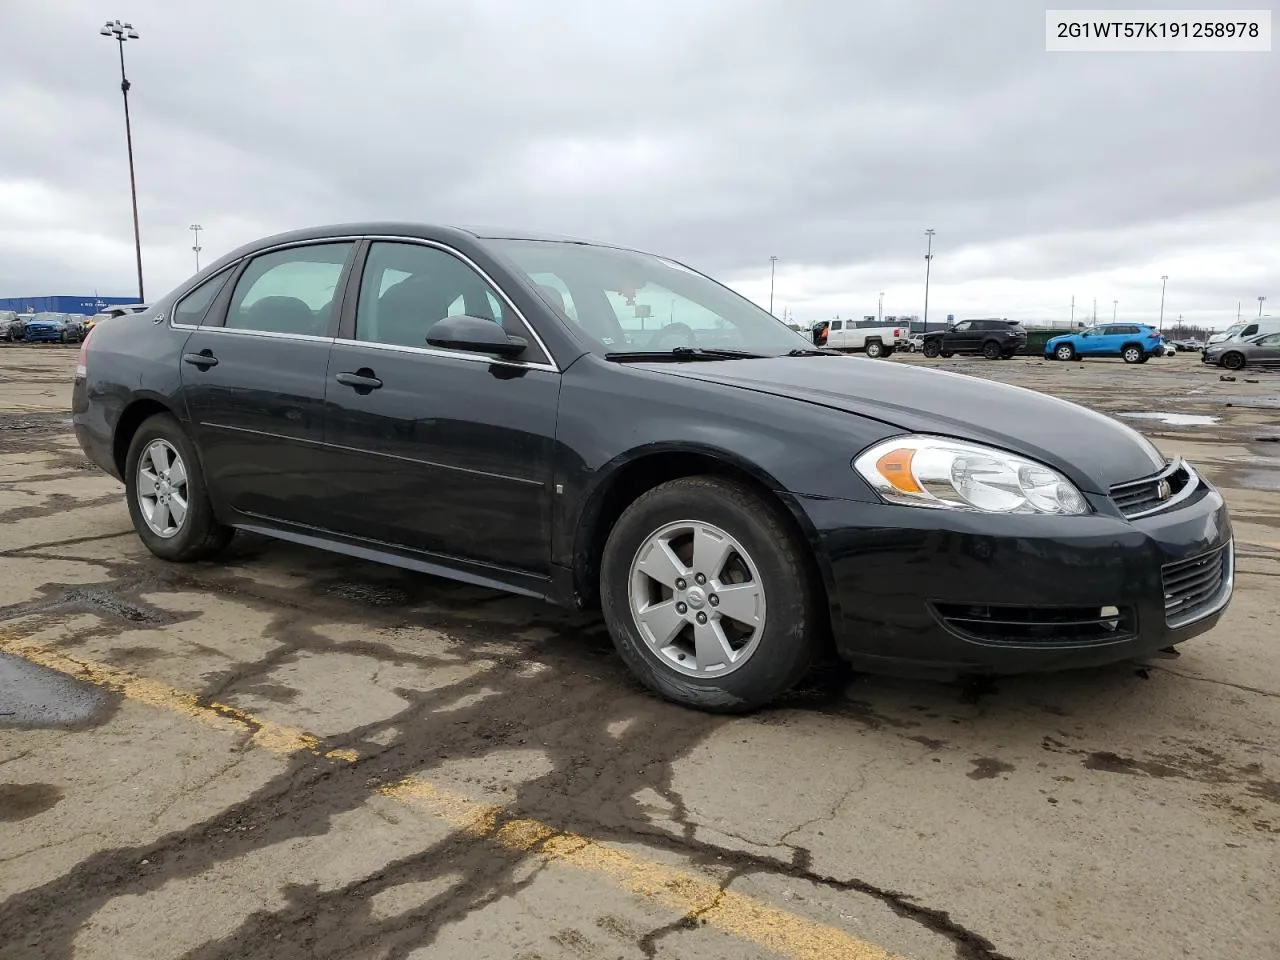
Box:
[784,347,841,356]
[604,346,767,362]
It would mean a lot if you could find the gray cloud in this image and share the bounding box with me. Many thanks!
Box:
[1,0,1276,326]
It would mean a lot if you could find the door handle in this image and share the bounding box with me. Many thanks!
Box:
[182,350,218,369]
[335,370,383,392]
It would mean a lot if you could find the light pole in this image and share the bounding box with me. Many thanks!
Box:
[1092,298,1097,324]
[1238,301,1242,322]
[100,19,144,303]
[1159,275,1168,331]
[768,256,778,315]
[1112,299,1118,322]
[878,291,884,323]
[1070,294,1075,327]
[189,224,203,272]
[1260,295,1267,317]
[922,229,935,328]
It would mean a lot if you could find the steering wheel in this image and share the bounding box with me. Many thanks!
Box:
[647,322,695,349]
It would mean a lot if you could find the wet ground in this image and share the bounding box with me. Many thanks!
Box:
[1,344,1278,960]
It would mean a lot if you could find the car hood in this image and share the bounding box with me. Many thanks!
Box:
[643,357,1167,493]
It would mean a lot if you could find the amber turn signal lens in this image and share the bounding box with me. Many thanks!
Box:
[875,448,924,494]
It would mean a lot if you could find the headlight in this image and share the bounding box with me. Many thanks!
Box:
[852,436,1091,515]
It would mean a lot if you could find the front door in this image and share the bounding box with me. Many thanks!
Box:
[321,240,559,577]
[1252,332,1280,366]
[178,241,355,525]
[946,321,978,352]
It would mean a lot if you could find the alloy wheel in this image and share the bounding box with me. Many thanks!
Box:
[136,439,189,538]
[627,520,766,678]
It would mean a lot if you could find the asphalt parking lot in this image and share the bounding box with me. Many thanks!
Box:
[1,344,1277,960]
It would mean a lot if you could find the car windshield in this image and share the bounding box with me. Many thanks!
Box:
[490,239,814,356]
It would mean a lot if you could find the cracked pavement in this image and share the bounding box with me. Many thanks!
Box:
[1,344,1278,959]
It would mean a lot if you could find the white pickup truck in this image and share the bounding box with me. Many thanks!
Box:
[813,320,908,358]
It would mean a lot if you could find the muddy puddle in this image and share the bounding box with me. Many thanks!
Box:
[0,652,119,729]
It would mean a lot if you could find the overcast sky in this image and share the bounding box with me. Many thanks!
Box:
[2,0,1276,328]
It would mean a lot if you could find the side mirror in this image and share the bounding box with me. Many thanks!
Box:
[426,314,528,359]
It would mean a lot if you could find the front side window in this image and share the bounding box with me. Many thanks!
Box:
[225,242,353,336]
[354,241,510,349]
[490,239,813,355]
[172,270,232,327]
[953,321,972,332]
[1256,333,1280,345]
[830,320,843,331]
[1240,324,1258,337]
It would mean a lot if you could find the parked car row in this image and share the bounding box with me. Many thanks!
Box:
[0,303,149,344]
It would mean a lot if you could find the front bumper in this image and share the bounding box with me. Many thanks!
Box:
[790,479,1233,677]
[24,328,63,342]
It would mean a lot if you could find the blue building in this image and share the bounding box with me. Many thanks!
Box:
[0,295,139,316]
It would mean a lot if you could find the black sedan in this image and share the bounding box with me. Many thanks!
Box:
[72,223,1235,712]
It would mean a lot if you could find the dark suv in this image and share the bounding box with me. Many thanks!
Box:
[921,319,1027,359]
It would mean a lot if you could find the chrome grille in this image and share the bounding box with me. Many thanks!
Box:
[1110,460,1196,519]
[1163,544,1231,627]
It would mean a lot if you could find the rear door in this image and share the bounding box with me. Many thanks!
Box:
[178,240,356,526]
[320,239,559,577]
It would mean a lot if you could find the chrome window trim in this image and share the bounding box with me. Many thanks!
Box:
[341,235,561,373]
[328,336,558,373]
[169,234,562,373]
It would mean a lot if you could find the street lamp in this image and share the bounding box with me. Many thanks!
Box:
[922,229,935,328]
[189,224,203,272]
[1070,294,1075,326]
[1159,275,1168,331]
[878,291,884,323]
[768,255,778,315]
[1260,295,1267,317]
[1112,299,1118,322]
[100,19,145,302]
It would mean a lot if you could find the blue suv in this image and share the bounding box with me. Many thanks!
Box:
[1045,323,1164,364]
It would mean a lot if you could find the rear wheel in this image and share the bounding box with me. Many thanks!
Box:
[125,413,233,562]
[864,340,884,359]
[1222,351,1246,371]
[981,340,1001,359]
[1122,345,1143,364]
[1054,344,1076,361]
[921,339,941,358]
[599,476,819,713]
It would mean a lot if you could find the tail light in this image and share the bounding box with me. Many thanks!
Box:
[893,328,901,338]
[1148,331,1161,339]
[75,325,93,379]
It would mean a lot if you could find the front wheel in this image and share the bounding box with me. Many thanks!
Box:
[1054,344,1076,361]
[599,476,820,713]
[125,413,233,562]
[1221,351,1246,371]
[1122,345,1143,364]
[921,340,941,358]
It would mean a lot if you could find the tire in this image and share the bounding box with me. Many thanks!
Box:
[599,476,820,713]
[1122,345,1143,364]
[921,339,941,358]
[981,340,1001,360]
[1054,344,1076,361]
[125,413,233,562]
[1222,351,1246,371]
[864,340,884,359]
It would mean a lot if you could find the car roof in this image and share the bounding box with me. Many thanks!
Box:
[218,222,641,263]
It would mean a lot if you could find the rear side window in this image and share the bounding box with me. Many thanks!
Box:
[225,243,353,336]
[172,271,232,327]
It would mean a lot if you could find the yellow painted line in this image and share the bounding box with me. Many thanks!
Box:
[0,633,902,960]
